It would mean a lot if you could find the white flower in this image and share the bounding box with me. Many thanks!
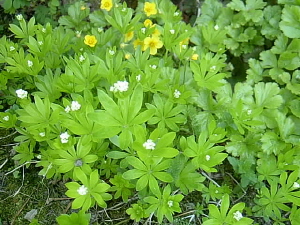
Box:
[27,60,33,67]
[150,65,157,69]
[42,28,46,33]
[233,211,243,221]
[60,132,70,143]
[182,45,187,49]
[210,65,217,71]
[3,116,9,121]
[77,185,88,195]
[109,50,115,55]
[75,30,81,38]
[174,12,180,16]
[39,132,45,137]
[9,46,15,51]
[247,109,252,115]
[16,14,23,21]
[98,27,103,33]
[141,28,146,34]
[65,105,71,113]
[16,89,28,99]
[173,89,181,98]
[205,155,211,161]
[110,81,129,93]
[38,41,43,46]
[136,74,141,82]
[36,155,42,159]
[79,55,85,62]
[293,182,300,188]
[143,139,156,150]
[167,200,173,207]
[214,25,219,30]
[71,101,81,111]
[169,29,175,34]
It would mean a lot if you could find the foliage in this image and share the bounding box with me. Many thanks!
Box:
[1,0,300,224]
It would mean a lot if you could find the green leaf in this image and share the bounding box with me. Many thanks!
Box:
[122,169,146,180]
[280,5,300,38]
[254,82,283,109]
[97,89,122,121]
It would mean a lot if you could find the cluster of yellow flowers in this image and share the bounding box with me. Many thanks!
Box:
[83,1,197,60]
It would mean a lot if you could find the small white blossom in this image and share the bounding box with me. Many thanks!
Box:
[206,155,211,161]
[38,41,43,46]
[71,101,81,111]
[182,45,187,49]
[167,200,173,207]
[136,74,141,82]
[174,12,180,16]
[109,50,115,55]
[75,30,81,38]
[98,27,103,33]
[16,14,23,21]
[27,60,33,67]
[214,25,219,30]
[79,55,85,62]
[39,132,45,137]
[110,81,129,92]
[77,185,88,195]
[60,132,70,143]
[173,89,181,98]
[247,109,252,115]
[293,182,300,188]
[42,28,46,33]
[210,65,217,71]
[36,155,42,159]
[233,211,243,221]
[65,105,71,113]
[9,46,15,51]
[150,65,157,69]
[3,116,9,121]
[141,28,146,34]
[143,139,156,150]
[169,29,175,34]
[16,89,28,99]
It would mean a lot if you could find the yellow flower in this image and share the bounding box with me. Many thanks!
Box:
[144,2,157,17]
[84,35,97,47]
[133,39,144,49]
[124,31,134,42]
[125,53,131,59]
[152,28,161,37]
[191,54,199,60]
[80,5,86,10]
[144,19,153,27]
[101,0,113,11]
[143,36,163,55]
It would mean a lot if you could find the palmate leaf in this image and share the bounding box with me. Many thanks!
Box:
[254,82,283,109]
[280,5,300,38]
[17,96,59,130]
[190,53,226,91]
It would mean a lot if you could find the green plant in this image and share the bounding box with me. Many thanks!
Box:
[2,0,300,224]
